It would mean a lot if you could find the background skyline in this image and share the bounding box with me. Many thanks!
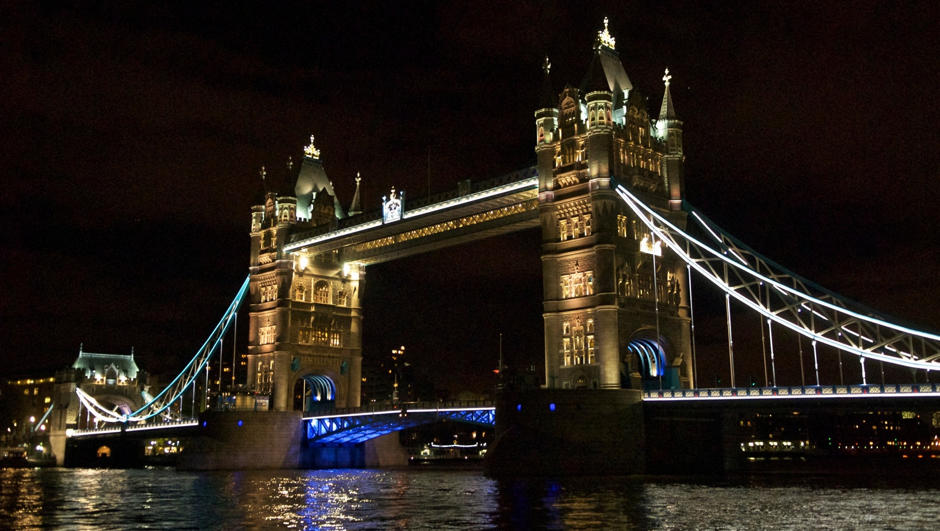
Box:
[2,2,937,394]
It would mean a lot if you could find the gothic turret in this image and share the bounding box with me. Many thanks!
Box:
[657,69,684,209]
[535,56,560,191]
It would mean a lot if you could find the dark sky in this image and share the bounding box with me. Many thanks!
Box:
[2,1,938,393]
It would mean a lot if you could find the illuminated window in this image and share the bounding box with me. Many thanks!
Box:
[538,126,545,143]
[562,321,571,336]
[294,284,306,302]
[261,281,277,303]
[587,336,596,363]
[313,281,330,304]
[562,338,571,366]
[259,325,277,345]
[586,319,594,333]
[617,214,628,237]
[559,219,568,241]
[560,271,593,299]
[571,217,580,239]
[582,214,592,237]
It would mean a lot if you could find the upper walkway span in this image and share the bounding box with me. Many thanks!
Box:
[284,168,538,264]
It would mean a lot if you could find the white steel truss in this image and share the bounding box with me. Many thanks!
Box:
[616,186,940,371]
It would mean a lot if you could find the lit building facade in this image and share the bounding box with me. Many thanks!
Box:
[246,139,364,412]
[246,20,693,411]
[536,20,692,390]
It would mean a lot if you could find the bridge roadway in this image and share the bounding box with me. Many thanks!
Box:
[66,384,940,441]
[643,382,940,402]
[303,400,495,444]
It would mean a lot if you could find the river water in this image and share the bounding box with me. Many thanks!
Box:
[2,467,939,529]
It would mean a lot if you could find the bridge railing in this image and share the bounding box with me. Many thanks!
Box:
[306,399,495,419]
[66,418,200,438]
[643,383,940,400]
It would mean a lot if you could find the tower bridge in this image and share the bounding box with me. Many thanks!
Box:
[55,19,939,473]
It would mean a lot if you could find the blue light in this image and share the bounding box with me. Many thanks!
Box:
[549,403,556,412]
[237,420,243,427]
[202,421,207,427]
[516,404,522,412]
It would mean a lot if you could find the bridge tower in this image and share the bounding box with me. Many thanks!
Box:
[537,19,692,391]
[247,138,363,412]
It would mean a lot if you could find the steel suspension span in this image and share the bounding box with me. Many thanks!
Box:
[75,276,250,424]
[615,185,940,372]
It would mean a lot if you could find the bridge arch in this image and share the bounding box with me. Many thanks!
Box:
[624,329,674,390]
[292,373,337,415]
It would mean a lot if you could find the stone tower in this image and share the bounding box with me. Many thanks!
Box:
[247,137,363,412]
[537,19,692,391]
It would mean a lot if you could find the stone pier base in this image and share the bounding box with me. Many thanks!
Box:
[178,411,304,470]
[485,389,645,476]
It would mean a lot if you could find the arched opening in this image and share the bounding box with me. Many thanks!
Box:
[624,330,678,390]
[293,374,336,415]
[96,445,111,458]
[313,281,330,304]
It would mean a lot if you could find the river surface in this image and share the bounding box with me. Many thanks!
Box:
[2,467,939,529]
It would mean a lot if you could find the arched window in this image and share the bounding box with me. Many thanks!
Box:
[538,126,545,143]
[313,281,330,304]
[295,284,306,302]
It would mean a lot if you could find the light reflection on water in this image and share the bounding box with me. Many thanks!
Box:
[2,467,939,529]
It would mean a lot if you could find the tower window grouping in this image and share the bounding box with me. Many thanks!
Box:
[560,270,594,298]
[558,213,592,241]
[561,317,596,366]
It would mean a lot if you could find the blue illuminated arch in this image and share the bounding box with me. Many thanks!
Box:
[627,338,665,377]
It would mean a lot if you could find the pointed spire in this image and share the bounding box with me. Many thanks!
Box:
[539,55,556,109]
[349,172,363,216]
[260,165,269,193]
[659,68,677,120]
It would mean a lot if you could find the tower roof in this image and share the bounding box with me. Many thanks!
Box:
[659,68,677,120]
[72,346,139,381]
[581,50,612,94]
[584,18,633,96]
[295,134,346,220]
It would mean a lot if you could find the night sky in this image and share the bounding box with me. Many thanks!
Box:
[2,2,938,394]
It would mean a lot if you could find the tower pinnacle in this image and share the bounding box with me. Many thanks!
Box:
[597,17,616,50]
[659,68,677,120]
[303,134,321,159]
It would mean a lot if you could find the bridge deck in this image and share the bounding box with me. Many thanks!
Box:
[643,383,940,401]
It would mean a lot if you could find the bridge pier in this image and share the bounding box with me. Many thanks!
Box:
[178,410,305,470]
[486,389,645,476]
